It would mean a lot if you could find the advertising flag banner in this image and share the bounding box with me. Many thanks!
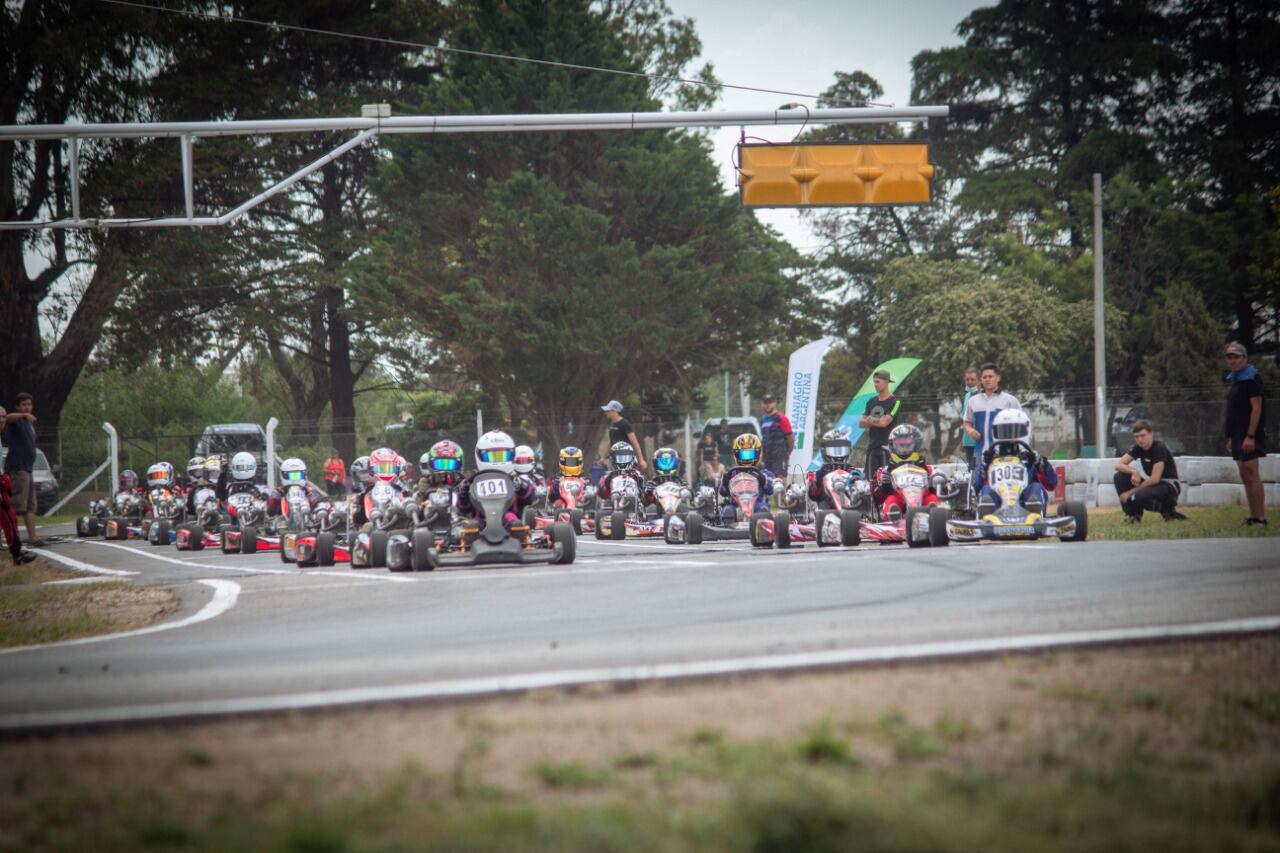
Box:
[785,337,836,474]
[811,357,922,472]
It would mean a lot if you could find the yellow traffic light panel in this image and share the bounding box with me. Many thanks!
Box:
[737,142,934,207]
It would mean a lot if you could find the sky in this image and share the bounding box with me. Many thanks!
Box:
[663,0,980,251]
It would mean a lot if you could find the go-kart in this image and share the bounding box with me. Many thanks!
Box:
[79,490,145,539]
[593,473,663,540]
[526,476,596,535]
[350,480,417,568]
[386,487,459,572]
[857,463,952,547]
[145,486,188,547]
[702,471,778,546]
[219,490,275,554]
[943,453,1087,544]
[416,471,575,568]
[75,497,112,538]
[174,484,224,551]
[762,469,863,548]
[293,501,351,567]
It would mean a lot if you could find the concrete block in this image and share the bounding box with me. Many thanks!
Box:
[1182,484,1200,506]
[1066,459,1103,484]
[1179,458,1201,485]
[1193,457,1241,485]
[1197,483,1244,506]
[1096,482,1119,506]
[1266,483,1279,507]
[1260,455,1280,483]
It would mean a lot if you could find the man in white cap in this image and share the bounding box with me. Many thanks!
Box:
[601,400,648,473]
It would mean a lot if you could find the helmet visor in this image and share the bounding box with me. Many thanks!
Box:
[282,469,306,483]
[655,455,678,473]
[823,444,851,461]
[148,469,169,485]
[432,457,462,472]
[890,436,916,457]
[612,450,635,467]
[992,422,1027,442]
[478,447,513,465]
[735,447,760,464]
[371,460,398,477]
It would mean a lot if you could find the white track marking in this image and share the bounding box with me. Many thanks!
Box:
[79,540,300,575]
[5,612,1276,728]
[43,576,119,585]
[33,547,138,577]
[0,579,240,657]
[308,570,416,583]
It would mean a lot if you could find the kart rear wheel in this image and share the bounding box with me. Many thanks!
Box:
[280,533,296,563]
[594,510,608,540]
[685,511,703,545]
[316,532,336,566]
[840,510,861,546]
[240,526,258,554]
[1061,500,1088,542]
[610,510,626,541]
[522,507,538,529]
[906,507,928,548]
[151,520,171,547]
[188,523,205,551]
[549,521,576,564]
[751,512,773,548]
[369,530,390,567]
[928,506,950,547]
[107,517,128,540]
[774,510,791,549]
[411,529,437,572]
[76,517,92,537]
[815,510,833,547]
[220,525,236,554]
[568,508,584,535]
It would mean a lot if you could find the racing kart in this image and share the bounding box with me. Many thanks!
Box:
[685,471,777,546]
[526,476,596,535]
[293,501,351,567]
[350,480,417,568]
[386,487,459,572]
[415,471,575,568]
[174,484,224,551]
[854,463,952,547]
[219,489,273,554]
[943,453,1088,544]
[145,486,188,547]
[79,490,147,539]
[763,469,863,548]
[593,473,664,541]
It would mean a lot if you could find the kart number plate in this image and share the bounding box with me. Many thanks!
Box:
[729,473,758,499]
[562,479,582,496]
[893,470,927,490]
[227,493,252,510]
[474,477,511,499]
[988,462,1027,488]
[994,525,1033,536]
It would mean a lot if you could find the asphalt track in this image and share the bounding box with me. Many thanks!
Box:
[2,529,1278,731]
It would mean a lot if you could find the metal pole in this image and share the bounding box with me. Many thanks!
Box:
[724,371,730,419]
[1092,173,1107,464]
[476,409,484,444]
[103,422,118,496]
[68,137,81,220]
[266,417,279,486]
[181,134,194,219]
[684,416,693,482]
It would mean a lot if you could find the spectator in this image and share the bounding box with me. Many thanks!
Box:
[961,367,980,467]
[2,392,43,547]
[1224,342,1267,526]
[324,448,347,497]
[715,418,732,460]
[963,362,1021,485]
[859,369,901,474]
[759,393,795,479]
[0,404,35,565]
[601,400,648,473]
[704,451,725,488]
[1113,419,1187,523]
[697,431,717,483]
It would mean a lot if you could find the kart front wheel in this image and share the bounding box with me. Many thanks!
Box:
[840,510,861,546]
[151,520,171,547]
[369,530,390,568]
[1061,500,1088,542]
[522,507,538,530]
[906,507,928,548]
[568,508,584,535]
[188,523,205,551]
[751,512,773,548]
[316,532,336,566]
[549,521,576,564]
[774,510,792,549]
[239,526,258,554]
[594,510,608,541]
[610,510,626,541]
[411,529,437,572]
[928,506,950,547]
[685,511,704,546]
[815,510,833,547]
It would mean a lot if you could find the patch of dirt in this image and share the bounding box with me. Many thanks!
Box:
[0,556,83,585]
[0,575,178,646]
[1,635,1276,801]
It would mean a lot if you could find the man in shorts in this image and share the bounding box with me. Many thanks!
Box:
[2,392,43,548]
[1224,342,1267,526]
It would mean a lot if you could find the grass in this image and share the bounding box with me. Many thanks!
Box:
[1086,504,1278,540]
[0,583,135,646]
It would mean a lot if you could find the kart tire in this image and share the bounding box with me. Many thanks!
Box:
[594,510,608,541]
[928,506,950,547]
[370,529,390,568]
[1061,500,1088,542]
[568,508,584,535]
[411,529,437,572]
[188,523,205,551]
[522,506,538,530]
[751,512,773,548]
[316,532,336,567]
[151,519,171,547]
[815,510,833,547]
[774,510,791,549]
[906,507,927,548]
[111,517,130,540]
[387,537,410,572]
[685,511,703,546]
[610,510,626,541]
[663,512,679,545]
[76,517,91,537]
[220,526,237,554]
[840,510,861,546]
[240,526,258,554]
[549,521,576,565]
[280,533,296,563]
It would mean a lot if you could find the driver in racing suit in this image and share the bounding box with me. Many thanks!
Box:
[643,447,688,511]
[216,451,277,516]
[347,455,375,526]
[873,424,941,520]
[595,441,647,504]
[546,446,589,507]
[278,457,324,516]
[806,430,858,509]
[455,430,537,531]
[977,409,1058,514]
[716,434,778,523]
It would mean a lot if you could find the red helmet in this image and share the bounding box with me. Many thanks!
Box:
[369,447,400,483]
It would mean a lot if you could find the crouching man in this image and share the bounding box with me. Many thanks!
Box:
[1113,420,1186,523]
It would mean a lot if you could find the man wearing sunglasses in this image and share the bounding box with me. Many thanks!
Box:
[1224,341,1267,525]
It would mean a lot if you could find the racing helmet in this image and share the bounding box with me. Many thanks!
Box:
[513,445,536,476]
[991,409,1032,444]
[146,461,174,489]
[369,448,400,483]
[819,430,852,465]
[118,469,139,491]
[610,441,637,471]
[204,455,224,480]
[888,424,924,464]
[280,457,307,486]
[731,433,763,467]
[230,451,257,482]
[186,456,206,483]
[351,455,372,487]
[559,446,584,477]
[653,447,680,477]
[475,430,516,474]
[424,440,465,485]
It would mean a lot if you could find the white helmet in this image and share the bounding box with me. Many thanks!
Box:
[230,451,257,482]
[418,451,433,477]
[475,430,516,474]
[351,455,372,487]
[990,409,1032,444]
[146,462,174,489]
[513,445,536,476]
[186,456,206,482]
[280,457,307,486]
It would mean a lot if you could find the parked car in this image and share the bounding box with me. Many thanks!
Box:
[195,423,271,482]
[0,448,59,513]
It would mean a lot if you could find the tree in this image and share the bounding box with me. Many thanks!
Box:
[1138,280,1225,453]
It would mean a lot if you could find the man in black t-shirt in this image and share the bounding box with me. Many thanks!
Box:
[859,370,900,475]
[1224,341,1267,525]
[1113,420,1185,522]
[601,399,648,473]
